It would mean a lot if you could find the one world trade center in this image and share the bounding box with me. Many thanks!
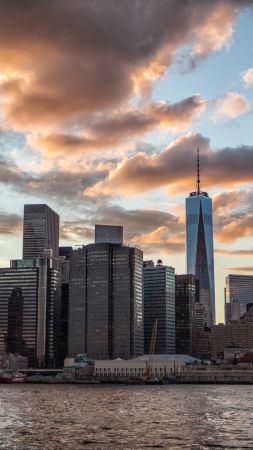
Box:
[186,149,215,326]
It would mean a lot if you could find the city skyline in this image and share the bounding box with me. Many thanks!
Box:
[1,2,253,324]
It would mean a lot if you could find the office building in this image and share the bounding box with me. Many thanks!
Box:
[143,260,175,354]
[95,224,123,244]
[225,297,240,325]
[4,287,26,355]
[68,227,143,359]
[186,150,215,326]
[23,204,59,259]
[225,275,253,317]
[0,257,61,367]
[58,247,73,365]
[211,305,253,359]
[175,274,197,355]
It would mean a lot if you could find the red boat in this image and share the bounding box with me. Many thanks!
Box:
[0,372,27,383]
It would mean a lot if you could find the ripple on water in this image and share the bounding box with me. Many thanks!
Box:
[0,384,253,449]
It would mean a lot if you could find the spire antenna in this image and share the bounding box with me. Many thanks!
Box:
[197,147,200,194]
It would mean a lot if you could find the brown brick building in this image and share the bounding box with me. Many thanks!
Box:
[211,305,253,359]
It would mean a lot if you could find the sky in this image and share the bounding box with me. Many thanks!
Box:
[1,0,253,323]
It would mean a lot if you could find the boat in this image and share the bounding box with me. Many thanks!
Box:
[0,371,27,383]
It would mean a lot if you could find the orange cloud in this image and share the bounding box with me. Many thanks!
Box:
[225,266,253,272]
[0,1,249,132]
[85,132,253,196]
[30,95,207,155]
[215,212,253,243]
[190,2,237,63]
[214,92,250,120]
[0,209,22,235]
[242,67,253,87]
[215,248,253,256]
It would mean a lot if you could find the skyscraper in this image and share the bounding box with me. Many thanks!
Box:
[143,260,175,354]
[23,204,59,259]
[175,274,197,356]
[225,274,253,317]
[186,149,215,326]
[4,287,26,355]
[68,226,143,360]
[58,246,73,365]
[0,257,61,367]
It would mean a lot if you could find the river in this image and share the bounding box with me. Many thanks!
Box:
[0,384,253,449]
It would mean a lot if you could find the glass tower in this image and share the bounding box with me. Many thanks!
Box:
[143,260,175,354]
[186,150,215,326]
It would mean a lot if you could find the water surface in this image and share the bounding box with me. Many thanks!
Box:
[0,384,253,449]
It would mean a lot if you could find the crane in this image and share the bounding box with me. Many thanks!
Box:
[144,319,158,381]
[149,319,158,355]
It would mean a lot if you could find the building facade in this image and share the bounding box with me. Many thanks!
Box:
[0,257,61,367]
[4,287,26,355]
[225,275,253,317]
[186,185,215,327]
[175,274,197,355]
[143,261,175,354]
[68,237,143,360]
[225,298,240,325]
[95,224,123,244]
[211,305,253,359]
[23,204,59,259]
[58,246,73,365]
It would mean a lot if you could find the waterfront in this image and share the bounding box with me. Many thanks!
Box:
[0,385,253,449]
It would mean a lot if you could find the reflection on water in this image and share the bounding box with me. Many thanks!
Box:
[0,384,253,449]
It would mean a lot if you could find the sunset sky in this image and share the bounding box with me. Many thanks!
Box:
[1,1,253,323]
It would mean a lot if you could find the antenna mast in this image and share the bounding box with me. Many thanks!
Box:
[197,147,200,194]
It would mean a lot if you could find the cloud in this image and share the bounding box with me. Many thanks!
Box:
[0,210,22,235]
[215,211,253,243]
[242,67,253,87]
[60,204,184,254]
[0,154,108,202]
[60,223,94,241]
[213,189,253,243]
[226,266,253,272]
[213,189,250,213]
[190,2,238,64]
[214,92,250,120]
[215,248,253,256]
[0,1,250,130]
[30,94,207,155]
[86,132,253,196]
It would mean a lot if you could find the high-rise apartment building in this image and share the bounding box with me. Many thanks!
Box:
[143,260,175,354]
[0,257,61,367]
[23,204,59,259]
[175,274,197,355]
[186,150,215,326]
[225,275,253,317]
[68,226,143,360]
